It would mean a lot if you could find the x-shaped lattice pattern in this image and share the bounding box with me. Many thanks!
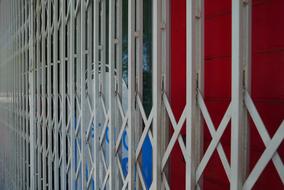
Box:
[135,95,153,189]
[243,91,284,189]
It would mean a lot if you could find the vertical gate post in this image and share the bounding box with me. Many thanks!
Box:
[29,0,35,189]
[41,1,47,188]
[47,0,53,188]
[61,0,67,189]
[152,0,163,189]
[93,0,100,188]
[53,0,60,189]
[80,1,87,189]
[108,0,116,189]
[231,0,251,189]
[127,0,136,188]
[186,0,204,189]
[196,0,205,188]
[70,0,76,188]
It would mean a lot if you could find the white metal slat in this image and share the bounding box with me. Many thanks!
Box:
[17,4,21,188]
[70,0,77,188]
[186,0,204,189]
[36,2,42,188]
[42,1,48,188]
[29,1,36,189]
[128,0,136,188]
[80,0,87,189]
[47,1,54,189]
[135,0,144,187]
[152,0,163,189]
[53,0,60,189]
[21,2,26,187]
[93,0,100,188]
[108,0,116,188]
[99,0,107,187]
[231,1,251,189]
[114,0,125,187]
[26,1,31,187]
[61,0,68,189]
[161,0,171,186]
[85,2,95,189]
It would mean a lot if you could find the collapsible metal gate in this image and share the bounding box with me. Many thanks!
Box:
[0,0,283,190]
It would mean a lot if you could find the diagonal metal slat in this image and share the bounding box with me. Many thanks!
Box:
[245,91,284,183]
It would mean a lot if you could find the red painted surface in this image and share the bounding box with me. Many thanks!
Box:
[170,0,284,189]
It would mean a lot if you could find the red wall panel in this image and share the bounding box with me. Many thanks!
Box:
[170,0,284,189]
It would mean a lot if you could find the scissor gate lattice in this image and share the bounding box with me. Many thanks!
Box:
[0,0,283,190]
